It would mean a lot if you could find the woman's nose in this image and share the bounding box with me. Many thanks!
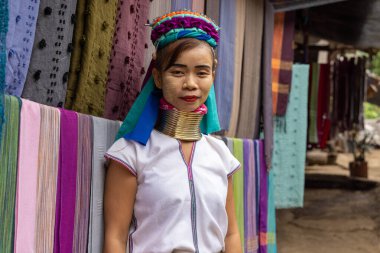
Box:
[183,74,197,90]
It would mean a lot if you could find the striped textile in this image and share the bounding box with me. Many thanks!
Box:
[271,11,295,116]
[53,109,78,253]
[104,0,150,121]
[0,0,8,146]
[227,0,245,137]
[5,0,40,96]
[14,99,40,253]
[257,140,268,253]
[232,138,245,250]
[0,96,21,253]
[73,114,93,252]
[68,0,118,116]
[22,0,78,107]
[244,139,258,253]
[66,0,87,108]
[171,0,191,11]
[35,105,60,253]
[88,117,120,253]
[215,0,236,131]
[236,0,264,139]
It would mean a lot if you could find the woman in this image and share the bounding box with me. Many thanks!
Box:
[103,11,242,253]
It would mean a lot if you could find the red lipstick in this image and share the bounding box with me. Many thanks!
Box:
[181,96,199,102]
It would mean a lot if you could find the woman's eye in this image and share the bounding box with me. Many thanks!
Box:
[171,71,184,76]
[198,72,209,77]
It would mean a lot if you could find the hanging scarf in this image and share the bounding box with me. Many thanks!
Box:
[5,0,40,96]
[317,64,331,148]
[0,0,8,147]
[22,0,78,107]
[171,0,191,11]
[0,95,21,253]
[14,99,40,253]
[53,109,78,253]
[271,11,295,117]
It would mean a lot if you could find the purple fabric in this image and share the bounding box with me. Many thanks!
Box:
[151,16,219,43]
[54,109,78,253]
[258,140,268,253]
[243,139,249,252]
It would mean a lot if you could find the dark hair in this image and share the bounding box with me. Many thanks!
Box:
[155,38,216,72]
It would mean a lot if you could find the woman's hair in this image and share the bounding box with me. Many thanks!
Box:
[155,38,216,72]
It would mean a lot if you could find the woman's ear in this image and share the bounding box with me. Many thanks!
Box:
[152,68,162,89]
[212,59,218,80]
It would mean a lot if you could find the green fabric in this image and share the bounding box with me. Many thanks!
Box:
[309,63,319,143]
[0,95,21,253]
[267,169,277,253]
[232,138,245,251]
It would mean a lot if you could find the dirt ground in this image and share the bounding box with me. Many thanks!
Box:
[276,149,380,253]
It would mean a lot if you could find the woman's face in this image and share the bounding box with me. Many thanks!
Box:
[153,45,215,112]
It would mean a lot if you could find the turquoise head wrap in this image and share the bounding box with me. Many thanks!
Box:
[116,11,221,144]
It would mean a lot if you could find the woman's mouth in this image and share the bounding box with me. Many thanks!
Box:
[180,96,199,102]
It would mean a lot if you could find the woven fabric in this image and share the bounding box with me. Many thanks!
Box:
[171,0,191,10]
[267,169,277,253]
[257,140,268,253]
[272,64,309,209]
[263,1,274,168]
[316,64,331,148]
[308,63,319,144]
[192,0,204,12]
[205,0,219,25]
[236,0,264,139]
[72,114,93,253]
[14,99,40,253]
[88,117,120,253]
[226,0,245,137]
[104,0,150,121]
[68,0,118,116]
[35,105,60,253]
[5,0,40,96]
[271,11,295,116]
[0,0,8,147]
[22,0,78,107]
[65,0,86,108]
[232,138,245,250]
[0,96,20,253]
[214,0,235,131]
[53,109,78,253]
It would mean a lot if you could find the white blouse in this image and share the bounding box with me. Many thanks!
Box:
[105,129,240,253]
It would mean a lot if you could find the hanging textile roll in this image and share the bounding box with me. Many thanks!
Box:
[257,139,268,253]
[5,0,40,96]
[317,64,331,148]
[271,11,295,117]
[263,1,275,168]
[104,0,150,121]
[308,63,319,144]
[267,168,277,253]
[192,0,205,13]
[35,105,60,253]
[68,0,118,116]
[88,117,120,253]
[226,0,245,137]
[53,109,78,253]
[171,0,192,11]
[65,0,87,108]
[244,139,259,253]
[272,64,309,208]
[215,0,236,131]
[73,114,93,252]
[14,99,40,253]
[236,0,264,139]
[205,0,220,26]
[0,96,21,253]
[232,138,245,250]
[22,0,78,108]
[0,0,8,149]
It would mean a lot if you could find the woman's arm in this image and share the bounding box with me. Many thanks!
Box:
[224,176,242,253]
[103,160,137,253]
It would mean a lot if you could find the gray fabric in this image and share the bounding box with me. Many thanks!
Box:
[22,0,77,108]
[263,0,274,168]
[206,0,220,25]
[236,0,264,139]
[88,117,120,253]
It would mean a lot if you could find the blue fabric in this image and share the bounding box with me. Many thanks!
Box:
[214,0,235,131]
[0,0,8,149]
[272,64,310,209]
[171,0,192,11]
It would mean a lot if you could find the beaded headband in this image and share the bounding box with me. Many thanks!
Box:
[148,10,220,49]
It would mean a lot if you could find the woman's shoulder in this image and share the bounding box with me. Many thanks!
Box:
[201,134,230,153]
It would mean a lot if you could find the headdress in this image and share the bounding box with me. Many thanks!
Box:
[116,11,221,144]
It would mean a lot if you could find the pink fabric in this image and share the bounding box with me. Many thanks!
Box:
[14,99,41,253]
[159,97,208,114]
[104,0,150,121]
